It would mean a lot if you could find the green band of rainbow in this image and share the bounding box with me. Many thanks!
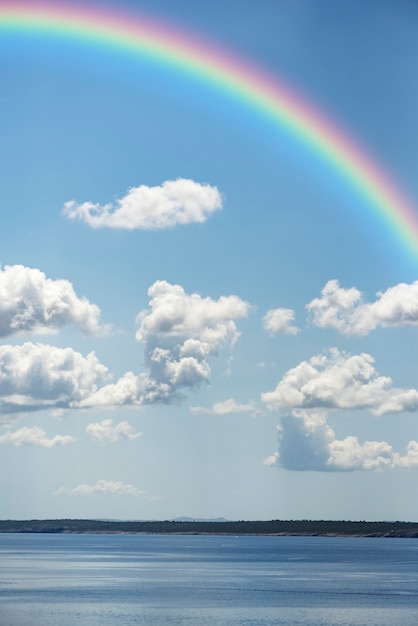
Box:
[1,1,417,258]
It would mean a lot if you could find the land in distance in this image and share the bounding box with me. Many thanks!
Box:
[1,519,418,537]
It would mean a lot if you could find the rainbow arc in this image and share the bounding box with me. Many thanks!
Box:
[1,1,417,257]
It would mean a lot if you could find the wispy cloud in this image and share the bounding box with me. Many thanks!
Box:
[190,398,260,415]
[0,426,75,447]
[63,179,222,230]
[54,479,145,496]
[86,419,142,444]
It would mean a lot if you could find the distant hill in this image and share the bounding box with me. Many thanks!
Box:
[94,517,229,523]
[172,517,229,523]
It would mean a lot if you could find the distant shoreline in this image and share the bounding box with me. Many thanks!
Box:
[1,519,418,538]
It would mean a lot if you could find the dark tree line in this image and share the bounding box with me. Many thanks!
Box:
[1,519,418,537]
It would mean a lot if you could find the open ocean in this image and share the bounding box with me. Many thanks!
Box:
[0,533,418,625]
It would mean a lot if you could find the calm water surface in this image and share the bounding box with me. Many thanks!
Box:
[0,533,418,625]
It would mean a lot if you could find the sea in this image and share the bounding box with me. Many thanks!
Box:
[0,533,418,626]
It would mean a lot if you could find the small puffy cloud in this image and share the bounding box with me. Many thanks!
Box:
[265,410,418,472]
[136,280,249,346]
[328,436,402,471]
[0,342,108,413]
[84,281,250,408]
[0,265,106,337]
[307,279,418,335]
[395,441,418,468]
[54,479,145,496]
[262,308,300,335]
[0,426,75,447]
[264,451,279,467]
[63,179,222,230]
[261,348,418,416]
[86,419,142,444]
[190,398,259,415]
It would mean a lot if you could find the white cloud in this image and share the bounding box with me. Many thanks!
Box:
[0,282,249,414]
[84,281,250,407]
[264,451,279,466]
[265,410,418,472]
[0,265,106,337]
[262,308,300,335]
[0,342,108,413]
[329,436,400,471]
[212,398,260,415]
[86,419,142,444]
[307,279,418,335]
[54,479,144,496]
[135,280,249,346]
[79,371,171,408]
[137,281,250,398]
[63,179,223,230]
[190,398,259,415]
[265,411,334,471]
[0,426,75,447]
[395,441,418,468]
[261,348,418,416]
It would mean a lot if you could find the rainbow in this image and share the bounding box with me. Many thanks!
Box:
[1,1,417,257]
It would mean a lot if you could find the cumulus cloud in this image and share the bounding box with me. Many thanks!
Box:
[190,398,259,415]
[0,426,75,447]
[79,369,182,410]
[0,342,108,413]
[0,265,106,337]
[63,179,223,230]
[83,281,250,407]
[396,441,418,468]
[136,281,250,398]
[54,479,144,496]
[86,419,142,444]
[265,411,334,471]
[135,281,249,345]
[262,308,300,335]
[0,281,249,414]
[261,348,418,416]
[264,410,418,472]
[307,279,418,335]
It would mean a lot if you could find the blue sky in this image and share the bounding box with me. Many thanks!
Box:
[1,0,418,521]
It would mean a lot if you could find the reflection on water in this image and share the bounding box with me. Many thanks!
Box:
[1,534,418,625]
